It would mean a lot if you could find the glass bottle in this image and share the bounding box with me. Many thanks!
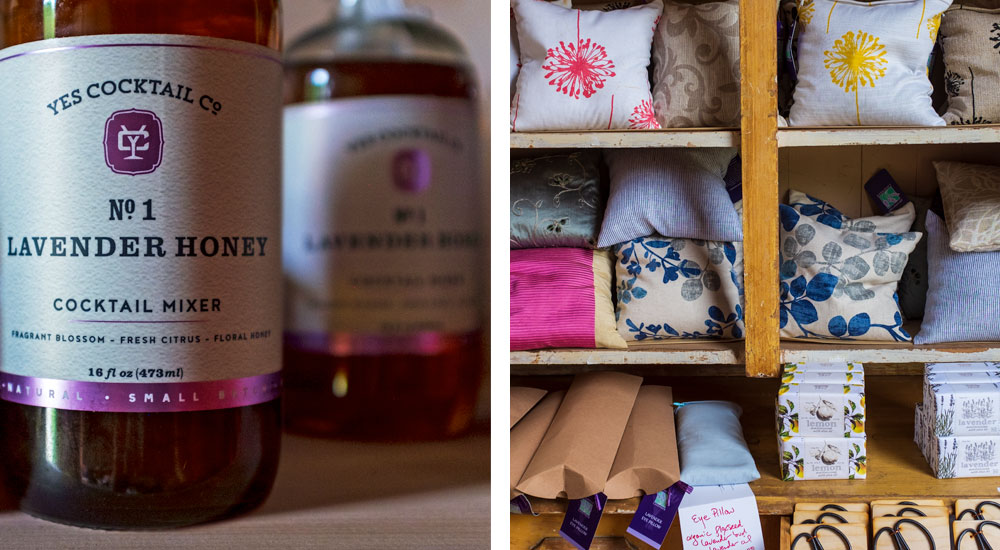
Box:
[0,1,283,529]
[282,0,483,440]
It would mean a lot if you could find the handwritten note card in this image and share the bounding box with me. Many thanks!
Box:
[678,484,765,550]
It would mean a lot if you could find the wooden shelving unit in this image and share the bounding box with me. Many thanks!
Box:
[509,0,1000,547]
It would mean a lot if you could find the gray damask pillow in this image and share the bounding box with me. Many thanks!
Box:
[510,151,604,249]
[652,0,741,128]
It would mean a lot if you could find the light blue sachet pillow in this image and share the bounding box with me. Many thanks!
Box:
[676,400,760,486]
[915,211,1000,344]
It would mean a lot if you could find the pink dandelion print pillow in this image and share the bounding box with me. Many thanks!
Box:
[511,0,663,131]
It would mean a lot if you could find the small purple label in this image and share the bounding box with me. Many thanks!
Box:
[864,169,910,214]
[393,149,431,193]
[626,481,693,549]
[559,493,607,550]
[104,108,164,175]
[510,494,537,516]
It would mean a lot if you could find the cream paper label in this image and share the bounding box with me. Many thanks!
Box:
[0,34,283,384]
[283,97,482,336]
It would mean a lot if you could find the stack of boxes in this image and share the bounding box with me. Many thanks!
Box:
[777,362,867,481]
[914,362,1000,479]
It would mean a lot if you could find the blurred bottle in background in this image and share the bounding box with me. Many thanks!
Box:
[282,0,484,440]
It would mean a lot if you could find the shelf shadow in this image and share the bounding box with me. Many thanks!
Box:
[252,426,490,516]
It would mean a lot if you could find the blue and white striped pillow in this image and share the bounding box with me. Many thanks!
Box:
[597,147,741,247]
[915,211,1000,344]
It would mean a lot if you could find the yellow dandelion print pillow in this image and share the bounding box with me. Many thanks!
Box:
[789,0,951,127]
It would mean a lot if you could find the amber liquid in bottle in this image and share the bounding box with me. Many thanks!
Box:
[282,59,483,440]
[0,1,282,529]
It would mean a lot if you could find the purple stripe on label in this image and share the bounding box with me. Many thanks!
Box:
[71,320,207,324]
[0,42,281,65]
[0,371,281,413]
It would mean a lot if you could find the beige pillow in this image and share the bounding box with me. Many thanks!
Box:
[940,6,1000,125]
[933,161,1000,252]
[652,0,740,128]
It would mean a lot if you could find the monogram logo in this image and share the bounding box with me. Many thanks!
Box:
[104,109,164,175]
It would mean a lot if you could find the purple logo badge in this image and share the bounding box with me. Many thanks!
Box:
[104,109,164,176]
[393,149,431,193]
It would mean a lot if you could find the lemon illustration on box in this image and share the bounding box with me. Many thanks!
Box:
[823,30,888,125]
[778,383,865,439]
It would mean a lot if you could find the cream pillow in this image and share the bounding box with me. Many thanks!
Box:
[788,0,950,127]
[511,0,663,131]
[780,191,920,342]
[933,161,1000,252]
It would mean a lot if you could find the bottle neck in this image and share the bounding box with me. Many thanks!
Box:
[333,0,408,20]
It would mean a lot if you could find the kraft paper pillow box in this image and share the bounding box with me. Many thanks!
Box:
[778,383,866,439]
[779,436,867,481]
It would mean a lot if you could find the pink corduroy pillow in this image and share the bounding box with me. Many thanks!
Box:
[511,248,626,351]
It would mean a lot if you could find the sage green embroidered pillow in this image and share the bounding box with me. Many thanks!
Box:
[510,151,604,249]
[940,6,1000,125]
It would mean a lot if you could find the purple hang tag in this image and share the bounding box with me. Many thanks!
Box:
[510,494,538,516]
[724,155,742,204]
[559,493,608,550]
[626,481,693,549]
[864,169,911,215]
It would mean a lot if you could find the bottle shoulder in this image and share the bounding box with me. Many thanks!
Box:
[285,15,468,68]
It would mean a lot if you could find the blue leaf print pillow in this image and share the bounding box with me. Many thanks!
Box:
[779,190,921,342]
[613,232,744,341]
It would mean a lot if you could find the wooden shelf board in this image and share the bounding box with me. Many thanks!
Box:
[510,340,744,367]
[780,321,1000,364]
[509,129,739,149]
[777,125,1000,147]
[522,376,1000,517]
[782,340,1000,364]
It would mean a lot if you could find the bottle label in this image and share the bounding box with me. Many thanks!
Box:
[0,35,283,412]
[282,97,482,355]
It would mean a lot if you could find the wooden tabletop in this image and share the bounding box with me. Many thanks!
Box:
[0,430,490,549]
